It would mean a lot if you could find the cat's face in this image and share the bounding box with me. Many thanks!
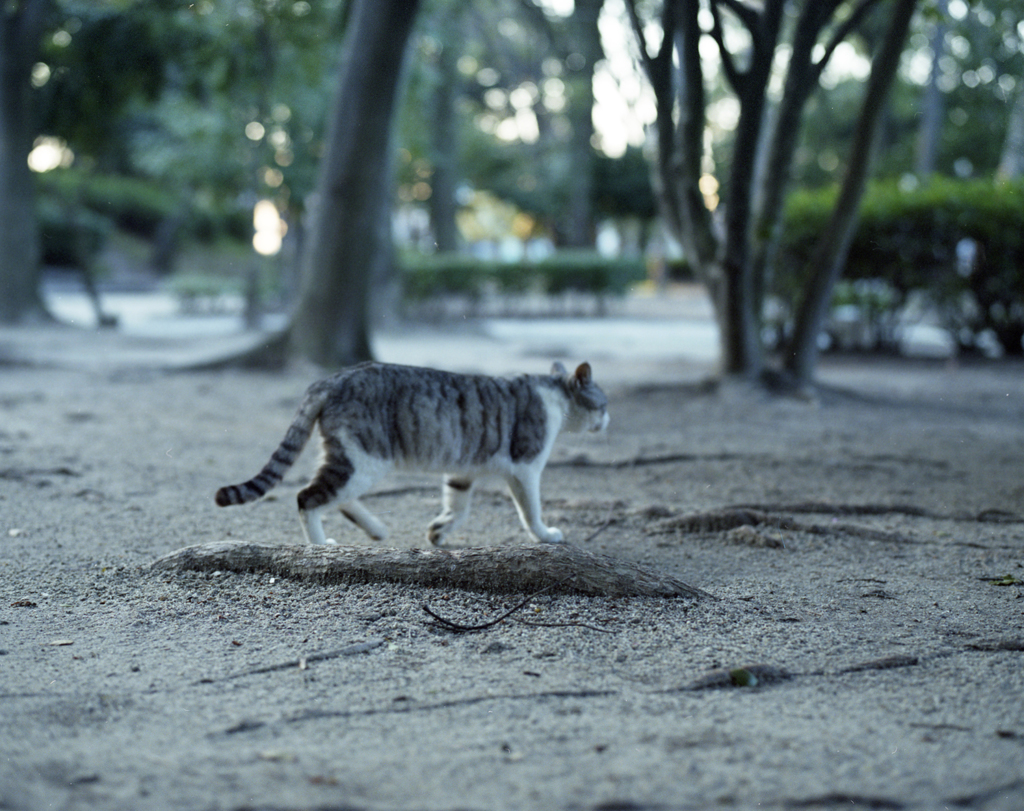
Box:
[554,362,610,433]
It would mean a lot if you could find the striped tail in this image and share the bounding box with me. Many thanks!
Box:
[215,389,325,507]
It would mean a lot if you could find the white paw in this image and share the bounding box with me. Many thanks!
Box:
[427,515,453,546]
[539,527,564,544]
[427,526,447,546]
[325,537,339,546]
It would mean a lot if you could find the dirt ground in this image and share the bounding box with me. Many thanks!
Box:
[1,326,1023,811]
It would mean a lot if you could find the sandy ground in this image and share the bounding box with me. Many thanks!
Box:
[1,323,1023,811]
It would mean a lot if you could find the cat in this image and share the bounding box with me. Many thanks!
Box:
[215,361,609,546]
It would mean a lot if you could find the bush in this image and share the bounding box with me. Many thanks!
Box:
[534,250,647,296]
[37,196,112,268]
[778,178,1024,354]
[36,169,178,239]
[402,253,489,301]
[401,251,647,303]
[35,169,252,246]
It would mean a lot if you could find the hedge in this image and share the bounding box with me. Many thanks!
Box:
[778,177,1024,354]
[401,250,648,303]
[36,169,251,248]
[37,196,111,267]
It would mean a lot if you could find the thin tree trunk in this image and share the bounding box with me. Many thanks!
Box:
[785,0,918,389]
[428,35,460,252]
[750,0,849,317]
[717,0,785,380]
[997,84,1024,180]
[291,0,421,367]
[0,0,49,324]
[914,0,946,177]
[561,0,604,248]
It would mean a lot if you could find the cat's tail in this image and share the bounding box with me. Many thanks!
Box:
[214,386,327,507]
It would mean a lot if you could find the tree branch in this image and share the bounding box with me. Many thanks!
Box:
[749,0,844,306]
[811,0,883,83]
[622,0,656,80]
[709,0,743,94]
[715,0,760,32]
[515,0,557,48]
[786,0,918,386]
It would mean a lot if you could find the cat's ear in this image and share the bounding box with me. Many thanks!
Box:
[574,362,592,385]
[551,362,568,378]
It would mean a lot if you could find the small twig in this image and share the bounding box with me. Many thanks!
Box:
[512,618,616,634]
[423,580,569,633]
[581,505,618,544]
[203,638,385,684]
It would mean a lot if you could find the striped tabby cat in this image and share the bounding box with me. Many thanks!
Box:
[215,361,609,546]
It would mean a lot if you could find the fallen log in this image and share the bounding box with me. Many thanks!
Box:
[151,541,713,599]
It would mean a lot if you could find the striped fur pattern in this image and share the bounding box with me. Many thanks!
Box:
[215,361,609,546]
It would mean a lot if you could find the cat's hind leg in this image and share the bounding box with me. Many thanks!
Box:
[297,438,388,544]
[339,500,388,541]
[506,468,563,544]
[427,475,474,546]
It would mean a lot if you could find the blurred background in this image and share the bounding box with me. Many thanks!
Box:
[1,0,1022,378]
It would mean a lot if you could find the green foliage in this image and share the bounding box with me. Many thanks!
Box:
[32,0,344,234]
[779,177,1024,352]
[167,272,244,313]
[402,253,485,300]
[593,148,656,220]
[401,250,647,301]
[534,250,647,295]
[36,3,167,162]
[36,168,249,244]
[36,197,111,268]
[36,169,176,238]
[790,0,1024,186]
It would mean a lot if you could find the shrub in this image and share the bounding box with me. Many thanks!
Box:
[401,253,490,301]
[37,196,111,268]
[36,169,178,239]
[778,178,1024,354]
[35,169,252,246]
[534,250,646,296]
[401,251,647,303]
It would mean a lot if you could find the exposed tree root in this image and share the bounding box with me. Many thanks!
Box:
[181,328,291,371]
[729,501,1023,523]
[645,503,1023,549]
[647,508,797,535]
[646,507,927,547]
[151,541,713,599]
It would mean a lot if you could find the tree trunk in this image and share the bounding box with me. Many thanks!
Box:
[717,0,785,380]
[997,84,1024,180]
[291,0,421,367]
[785,0,918,389]
[427,20,460,253]
[749,0,849,317]
[151,540,712,599]
[0,0,49,324]
[561,0,604,248]
[914,0,946,177]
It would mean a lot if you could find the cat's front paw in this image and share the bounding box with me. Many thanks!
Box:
[428,511,458,546]
[538,527,564,544]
